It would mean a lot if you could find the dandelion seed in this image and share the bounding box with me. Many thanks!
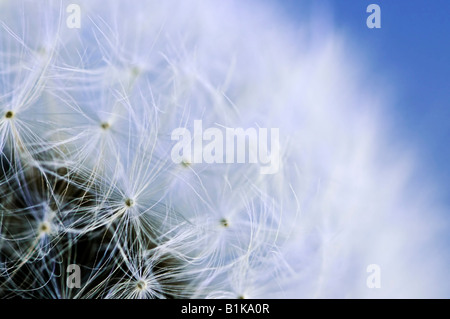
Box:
[36,46,46,56]
[181,159,191,168]
[125,198,135,208]
[4,110,14,119]
[220,218,229,228]
[136,280,147,291]
[130,66,141,78]
[100,122,110,130]
[38,222,51,235]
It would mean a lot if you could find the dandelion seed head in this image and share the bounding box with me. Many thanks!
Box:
[0,0,447,299]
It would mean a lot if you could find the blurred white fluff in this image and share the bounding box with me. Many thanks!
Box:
[0,0,448,298]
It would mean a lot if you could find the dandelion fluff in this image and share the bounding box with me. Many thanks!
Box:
[0,0,448,298]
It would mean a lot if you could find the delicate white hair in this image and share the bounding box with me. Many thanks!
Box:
[0,0,447,298]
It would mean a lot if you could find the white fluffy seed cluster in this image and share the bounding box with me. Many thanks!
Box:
[0,0,447,298]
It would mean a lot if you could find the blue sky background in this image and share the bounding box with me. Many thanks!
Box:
[271,0,450,206]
